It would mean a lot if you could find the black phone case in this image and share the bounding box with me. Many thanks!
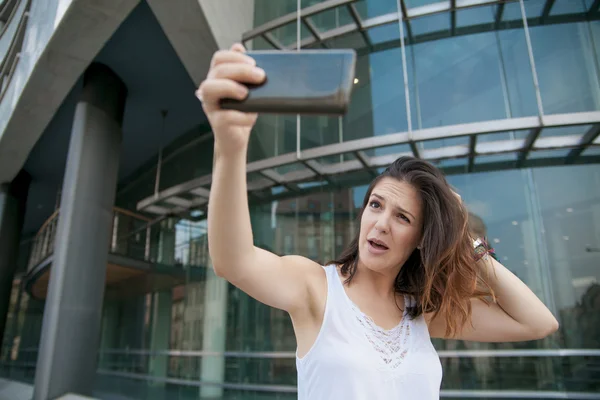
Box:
[220,49,357,116]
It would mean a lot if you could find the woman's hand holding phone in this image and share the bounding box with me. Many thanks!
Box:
[196,43,266,156]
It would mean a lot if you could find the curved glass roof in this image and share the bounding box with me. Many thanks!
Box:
[137,112,600,216]
[241,0,600,53]
[136,0,600,216]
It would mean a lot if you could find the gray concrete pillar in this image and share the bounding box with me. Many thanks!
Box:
[32,63,127,400]
[200,266,228,399]
[0,171,30,349]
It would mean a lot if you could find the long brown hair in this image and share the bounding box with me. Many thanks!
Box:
[330,156,493,338]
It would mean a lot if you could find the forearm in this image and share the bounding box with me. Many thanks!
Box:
[481,256,559,337]
[207,143,256,273]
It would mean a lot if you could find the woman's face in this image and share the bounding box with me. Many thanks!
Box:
[358,177,423,275]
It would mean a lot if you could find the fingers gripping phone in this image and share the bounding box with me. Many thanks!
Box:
[220,49,357,116]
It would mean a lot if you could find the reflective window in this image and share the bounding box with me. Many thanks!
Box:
[527,14,600,114]
[407,29,537,129]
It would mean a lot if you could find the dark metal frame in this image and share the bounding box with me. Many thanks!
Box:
[137,112,600,216]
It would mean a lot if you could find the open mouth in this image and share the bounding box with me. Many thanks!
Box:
[368,239,389,250]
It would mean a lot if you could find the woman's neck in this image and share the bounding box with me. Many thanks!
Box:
[349,260,400,300]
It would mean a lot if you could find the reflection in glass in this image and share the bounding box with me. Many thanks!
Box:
[456,5,495,28]
[527,17,600,114]
[476,153,518,163]
[411,12,450,37]
[407,28,537,129]
[405,0,442,8]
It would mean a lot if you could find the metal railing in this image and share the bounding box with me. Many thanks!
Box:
[0,0,30,101]
[27,207,153,271]
[2,347,600,398]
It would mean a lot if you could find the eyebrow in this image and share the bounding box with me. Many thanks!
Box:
[371,193,416,221]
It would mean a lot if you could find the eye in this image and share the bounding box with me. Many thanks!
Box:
[398,213,410,223]
[369,200,381,209]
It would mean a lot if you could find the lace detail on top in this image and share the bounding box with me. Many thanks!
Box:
[347,296,411,372]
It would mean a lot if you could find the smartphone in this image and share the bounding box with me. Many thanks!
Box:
[220,49,357,116]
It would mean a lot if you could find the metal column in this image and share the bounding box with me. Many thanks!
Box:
[32,63,127,400]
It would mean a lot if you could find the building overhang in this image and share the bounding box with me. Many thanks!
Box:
[135,112,600,218]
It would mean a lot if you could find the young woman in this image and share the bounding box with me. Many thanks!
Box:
[196,44,559,400]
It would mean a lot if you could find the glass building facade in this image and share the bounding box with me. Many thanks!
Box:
[1,0,600,399]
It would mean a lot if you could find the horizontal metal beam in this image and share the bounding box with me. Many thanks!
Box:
[11,346,600,359]
[242,0,356,42]
[565,125,600,163]
[250,1,596,54]
[136,112,600,213]
[244,0,505,45]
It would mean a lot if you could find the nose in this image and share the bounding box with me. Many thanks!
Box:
[374,213,391,234]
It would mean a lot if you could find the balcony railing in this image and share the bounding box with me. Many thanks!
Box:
[27,207,153,271]
[0,0,30,101]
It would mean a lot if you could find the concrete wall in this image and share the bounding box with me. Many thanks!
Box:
[198,0,255,50]
[146,0,255,89]
[0,0,140,184]
[145,0,218,86]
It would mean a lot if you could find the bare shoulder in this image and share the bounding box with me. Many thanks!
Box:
[280,255,328,295]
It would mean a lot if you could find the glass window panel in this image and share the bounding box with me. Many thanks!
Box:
[528,20,600,114]
[301,48,409,156]
[276,162,306,175]
[592,22,600,92]
[532,164,600,358]
[408,29,537,129]
[375,143,412,157]
[252,0,298,49]
[246,35,276,51]
[368,23,401,44]
[355,0,397,19]
[420,136,469,149]
[271,22,300,47]
[476,152,518,163]
[528,148,571,159]
[502,1,526,21]
[353,0,369,19]
[405,0,441,8]
[249,114,297,162]
[550,0,587,15]
[330,169,374,186]
[478,130,530,142]
[317,152,357,165]
[308,5,354,32]
[324,31,367,49]
[270,186,287,195]
[582,145,600,156]
[300,23,315,42]
[254,0,298,25]
[584,0,598,9]
[297,180,328,189]
[540,125,592,138]
[521,0,546,18]
[411,12,450,37]
[158,136,214,191]
[456,5,495,28]
[435,157,468,167]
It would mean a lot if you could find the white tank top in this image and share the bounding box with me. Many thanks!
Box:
[296,264,443,399]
